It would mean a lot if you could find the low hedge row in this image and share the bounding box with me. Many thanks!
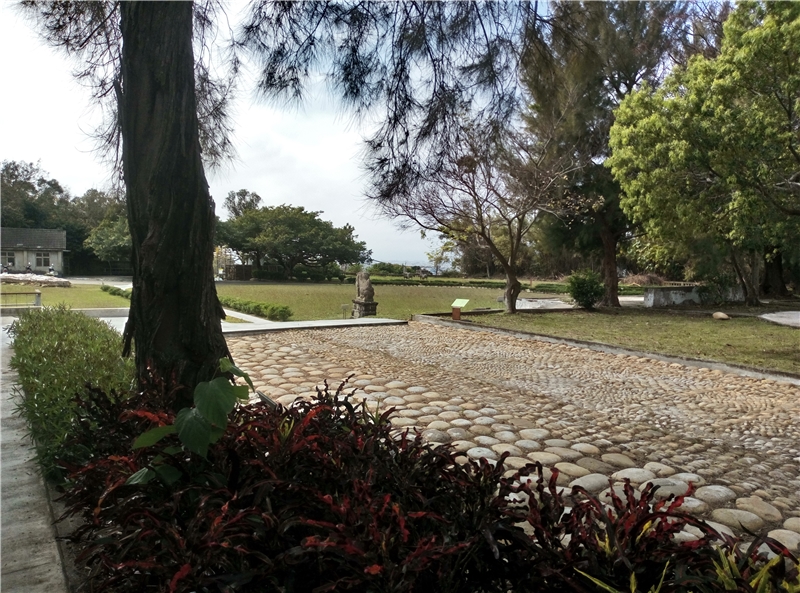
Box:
[217,296,293,321]
[8,306,134,481]
[99,285,293,322]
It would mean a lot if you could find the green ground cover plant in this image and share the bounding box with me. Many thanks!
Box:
[8,306,135,480]
[1,284,131,308]
[465,309,800,375]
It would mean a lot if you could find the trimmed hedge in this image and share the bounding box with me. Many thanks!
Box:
[99,284,293,321]
[8,306,134,481]
[217,296,292,321]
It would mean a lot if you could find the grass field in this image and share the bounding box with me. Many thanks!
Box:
[465,309,800,375]
[216,282,504,320]
[0,284,131,309]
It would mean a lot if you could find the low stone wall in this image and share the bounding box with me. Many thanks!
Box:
[644,285,745,307]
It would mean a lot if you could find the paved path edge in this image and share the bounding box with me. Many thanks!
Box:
[412,315,800,385]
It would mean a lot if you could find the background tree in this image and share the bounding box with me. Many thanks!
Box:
[607,1,800,304]
[84,214,132,271]
[379,124,575,313]
[223,189,262,219]
[426,239,457,276]
[218,205,371,279]
[520,1,688,306]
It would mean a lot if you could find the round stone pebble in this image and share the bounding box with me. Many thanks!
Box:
[462,410,482,419]
[438,411,461,421]
[545,439,571,448]
[670,472,705,486]
[384,381,408,389]
[527,451,562,465]
[601,453,636,469]
[705,521,735,538]
[695,485,737,505]
[568,473,610,493]
[450,440,476,452]
[469,425,493,436]
[515,440,541,451]
[495,431,519,443]
[571,443,600,455]
[611,468,655,485]
[711,508,764,532]
[735,497,783,522]
[391,417,418,428]
[383,396,406,406]
[577,458,615,474]
[450,419,472,428]
[640,478,690,499]
[473,416,496,426]
[467,447,499,461]
[422,429,451,443]
[673,497,710,515]
[784,518,800,533]
[474,436,500,447]
[406,386,428,393]
[447,428,471,440]
[766,530,800,552]
[427,421,451,431]
[520,428,550,440]
[554,462,590,478]
[503,457,532,470]
[398,409,423,418]
[545,447,583,461]
[492,443,524,457]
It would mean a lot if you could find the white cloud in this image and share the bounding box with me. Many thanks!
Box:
[0,4,432,266]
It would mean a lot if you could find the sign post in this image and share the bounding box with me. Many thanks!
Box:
[451,298,469,320]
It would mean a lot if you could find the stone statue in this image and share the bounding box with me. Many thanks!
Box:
[355,271,375,302]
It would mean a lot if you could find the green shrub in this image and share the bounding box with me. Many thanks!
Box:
[99,284,132,299]
[217,295,292,321]
[8,306,134,480]
[567,270,606,309]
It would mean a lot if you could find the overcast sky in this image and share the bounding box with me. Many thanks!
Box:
[0,3,433,267]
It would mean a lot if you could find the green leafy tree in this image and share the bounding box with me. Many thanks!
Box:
[520,1,689,306]
[426,239,456,276]
[218,205,371,279]
[607,1,800,304]
[84,215,132,268]
[223,189,262,219]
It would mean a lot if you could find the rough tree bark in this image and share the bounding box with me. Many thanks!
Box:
[119,2,229,406]
[597,217,621,308]
[761,248,789,297]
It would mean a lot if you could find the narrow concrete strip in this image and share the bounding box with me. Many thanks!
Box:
[760,311,800,329]
[1,330,69,593]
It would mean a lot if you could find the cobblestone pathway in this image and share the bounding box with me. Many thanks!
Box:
[227,321,800,550]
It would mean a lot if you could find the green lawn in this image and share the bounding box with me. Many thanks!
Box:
[465,308,800,375]
[0,284,131,309]
[216,282,504,320]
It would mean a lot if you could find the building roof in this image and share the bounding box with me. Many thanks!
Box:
[1,228,67,250]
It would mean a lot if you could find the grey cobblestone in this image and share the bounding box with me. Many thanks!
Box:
[228,321,800,541]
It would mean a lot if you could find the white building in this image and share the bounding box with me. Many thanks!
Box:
[1,228,67,274]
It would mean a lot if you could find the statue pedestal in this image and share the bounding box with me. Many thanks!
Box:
[352,299,378,318]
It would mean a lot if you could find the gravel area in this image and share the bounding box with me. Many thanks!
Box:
[228,321,800,550]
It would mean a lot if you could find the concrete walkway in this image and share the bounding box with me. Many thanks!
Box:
[1,323,69,592]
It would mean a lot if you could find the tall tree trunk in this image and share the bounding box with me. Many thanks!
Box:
[761,248,788,297]
[119,2,229,408]
[504,272,522,313]
[598,221,621,307]
[730,248,760,306]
